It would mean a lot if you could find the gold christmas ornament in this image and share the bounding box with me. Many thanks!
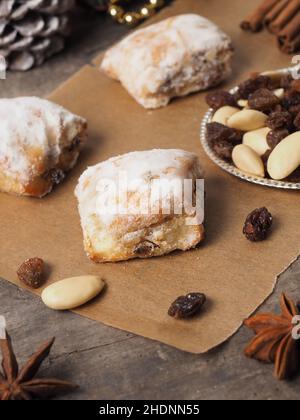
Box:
[108,0,165,26]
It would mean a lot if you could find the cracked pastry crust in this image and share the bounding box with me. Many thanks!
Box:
[101,14,234,109]
[75,149,205,263]
[0,97,87,198]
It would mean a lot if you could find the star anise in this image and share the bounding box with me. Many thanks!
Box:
[0,332,77,400]
[244,294,300,380]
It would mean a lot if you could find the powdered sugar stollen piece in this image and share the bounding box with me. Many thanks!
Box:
[0,97,86,186]
[0,316,6,339]
[75,149,204,229]
[101,14,233,109]
[75,149,205,262]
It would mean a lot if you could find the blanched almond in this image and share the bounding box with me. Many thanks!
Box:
[41,275,105,310]
[267,132,300,180]
[243,127,271,156]
[238,99,249,108]
[212,106,240,125]
[228,110,267,131]
[273,88,284,99]
[232,144,265,178]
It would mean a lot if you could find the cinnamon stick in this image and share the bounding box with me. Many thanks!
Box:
[269,0,300,34]
[278,31,300,52]
[278,11,300,41]
[265,0,290,27]
[241,0,280,32]
[277,11,300,52]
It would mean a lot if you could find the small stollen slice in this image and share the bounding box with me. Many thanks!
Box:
[0,96,87,197]
[75,149,205,262]
[101,14,233,109]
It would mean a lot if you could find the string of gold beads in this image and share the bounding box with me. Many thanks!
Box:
[108,0,165,26]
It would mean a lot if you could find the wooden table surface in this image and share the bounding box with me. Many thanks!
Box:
[1,7,300,401]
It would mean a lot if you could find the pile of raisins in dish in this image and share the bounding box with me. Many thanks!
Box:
[206,122,242,160]
[205,73,300,182]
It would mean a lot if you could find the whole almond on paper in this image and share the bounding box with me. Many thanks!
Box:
[42,276,105,310]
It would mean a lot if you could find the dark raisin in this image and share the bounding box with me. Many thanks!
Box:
[261,74,283,90]
[134,241,159,257]
[267,129,289,149]
[294,112,300,129]
[44,168,65,185]
[243,207,273,242]
[280,74,293,89]
[248,89,280,112]
[206,122,242,146]
[237,75,272,99]
[213,141,234,160]
[282,89,300,109]
[230,130,244,144]
[168,293,207,319]
[17,258,45,289]
[291,79,300,92]
[253,73,282,90]
[206,90,237,110]
[206,122,226,144]
[288,103,300,117]
[273,104,284,113]
[266,111,293,130]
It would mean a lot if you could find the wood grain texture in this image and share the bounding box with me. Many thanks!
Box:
[1,1,300,400]
[1,258,300,401]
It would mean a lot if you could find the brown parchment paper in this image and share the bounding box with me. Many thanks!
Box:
[1,0,300,353]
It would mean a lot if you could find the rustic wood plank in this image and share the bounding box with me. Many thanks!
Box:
[1,257,300,400]
[1,6,300,401]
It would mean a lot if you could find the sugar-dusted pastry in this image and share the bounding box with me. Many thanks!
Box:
[75,149,205,263]
[101,14,234,109]
[0,97,87,198]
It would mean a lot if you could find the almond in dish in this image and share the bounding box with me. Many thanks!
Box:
[205,72,300,182]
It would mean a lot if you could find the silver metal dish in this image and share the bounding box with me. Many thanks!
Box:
[200,67,300,190]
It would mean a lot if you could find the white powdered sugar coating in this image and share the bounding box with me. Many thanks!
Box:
[75,149,204,229]
[101,14,233,108]
[0,97,86,184]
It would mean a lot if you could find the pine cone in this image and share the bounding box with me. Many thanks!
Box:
[0,0,75,71]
